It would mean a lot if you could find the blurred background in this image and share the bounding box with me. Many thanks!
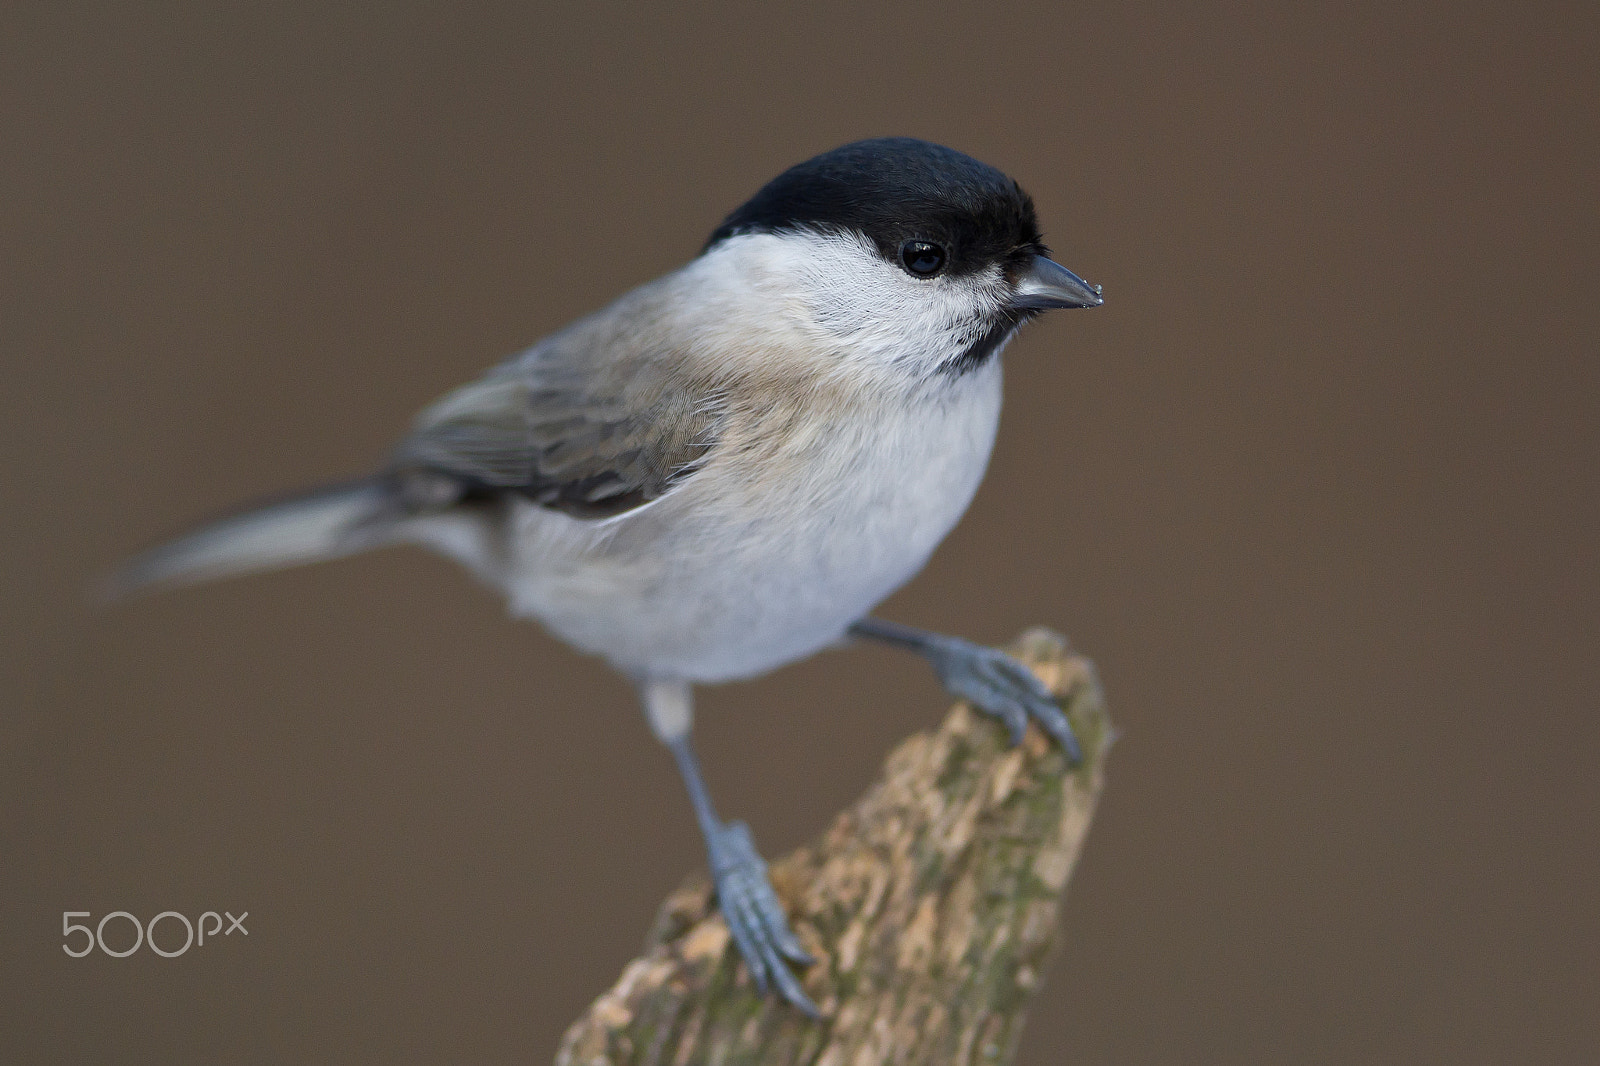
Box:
[4,3,1595,1062]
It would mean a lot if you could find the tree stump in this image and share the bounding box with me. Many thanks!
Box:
[557,628,1113,1066]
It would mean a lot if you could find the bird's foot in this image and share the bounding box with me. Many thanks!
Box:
[924,637,1083,762]
[706,820,818,1016]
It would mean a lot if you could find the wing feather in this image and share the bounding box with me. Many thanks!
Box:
[389,312,724,520]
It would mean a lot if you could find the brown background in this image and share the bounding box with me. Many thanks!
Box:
[4,3,1596,1062]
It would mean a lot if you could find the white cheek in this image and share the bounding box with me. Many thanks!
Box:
[798,234,1007,369]
[706,231,1009,374]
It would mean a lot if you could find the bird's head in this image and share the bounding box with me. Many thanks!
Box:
[702,137,1101,377]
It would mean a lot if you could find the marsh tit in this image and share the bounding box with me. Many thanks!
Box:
[114,137,1103,1014]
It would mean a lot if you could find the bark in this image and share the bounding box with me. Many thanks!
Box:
[557,628,1113,1066]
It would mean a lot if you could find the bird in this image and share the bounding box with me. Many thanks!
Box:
[111,137,1103,1015]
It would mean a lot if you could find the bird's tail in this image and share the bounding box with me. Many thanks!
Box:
[105,478,397,599]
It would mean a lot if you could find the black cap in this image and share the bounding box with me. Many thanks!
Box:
[705,138,1047,277]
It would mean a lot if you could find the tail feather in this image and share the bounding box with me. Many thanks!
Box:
[106,479,395,599]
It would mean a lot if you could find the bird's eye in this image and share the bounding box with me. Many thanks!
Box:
[899,240,947,278]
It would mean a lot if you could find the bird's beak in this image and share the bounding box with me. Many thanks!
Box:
[1010,254,1104,310]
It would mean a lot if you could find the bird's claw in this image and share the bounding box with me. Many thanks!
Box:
[928,639,1083,763]
[707,820,818,1017]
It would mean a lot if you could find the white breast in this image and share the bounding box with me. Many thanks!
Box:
[505,360,1004,682]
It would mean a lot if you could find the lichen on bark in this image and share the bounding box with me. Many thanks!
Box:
[557,628,1113,1066]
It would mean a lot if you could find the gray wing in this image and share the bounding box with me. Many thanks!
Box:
[389,327,724,521]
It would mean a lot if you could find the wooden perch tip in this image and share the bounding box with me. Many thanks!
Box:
[557,627,1114,1066]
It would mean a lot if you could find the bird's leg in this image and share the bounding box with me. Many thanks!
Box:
[639,680,817,1016]
[848,617,1083,763]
